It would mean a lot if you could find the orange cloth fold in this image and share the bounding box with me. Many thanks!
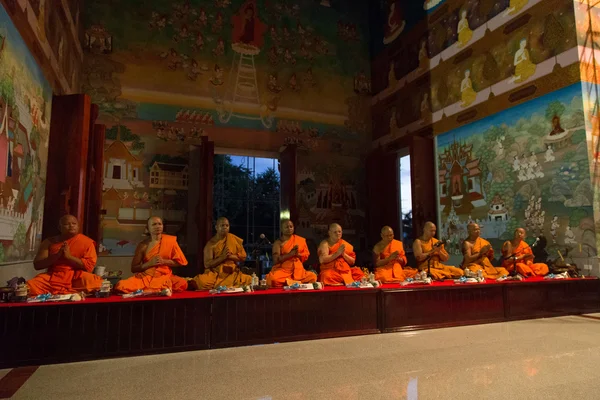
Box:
[193,233,251,289]
[114,234,189,294]
[318,240,364,285]
[267,235,316,287]
[464,237,509,280]
[501,240,549,277]
[375,239,418,283]
[417,238,463,280]
[27,234,102,296]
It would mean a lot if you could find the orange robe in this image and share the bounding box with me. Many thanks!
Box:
[114,234,189,294]
[27,234,101,296]
[501,240,549,277]
[319,239,364,285]
[464,237,509,280]
[417,238,463,279]
[193,233,251,289]
[266,235,317,288]
[375,239,419,283]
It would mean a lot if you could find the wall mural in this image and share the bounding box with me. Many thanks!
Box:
[100,122,189,256]
[83,0,371,131]
[296,152,367,265]
[436,83,595,265]
[84,0,372,256]
[0,4,52,263]
[372,0,579,144]
[575,0,600,253]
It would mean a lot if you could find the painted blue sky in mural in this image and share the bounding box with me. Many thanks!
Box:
[0,5,51,96]
[437,83,583,147]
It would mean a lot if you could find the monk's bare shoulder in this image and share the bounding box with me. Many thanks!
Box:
[273,239,283,247]
[372,240,385,253]
[205,236,220,246]
[318,240,329,249]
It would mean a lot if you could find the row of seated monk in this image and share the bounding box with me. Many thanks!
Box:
[25,215,549,296]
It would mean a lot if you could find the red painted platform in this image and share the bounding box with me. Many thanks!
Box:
[1,278,598,368]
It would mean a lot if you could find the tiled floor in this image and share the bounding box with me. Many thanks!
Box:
[2,315,600,399]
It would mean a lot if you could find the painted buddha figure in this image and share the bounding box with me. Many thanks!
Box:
[513,38,536,83]
[460,69,477,107]
[457,10,473,48]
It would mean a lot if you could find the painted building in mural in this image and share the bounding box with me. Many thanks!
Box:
[0,4,52,263]
[84,0,372,256]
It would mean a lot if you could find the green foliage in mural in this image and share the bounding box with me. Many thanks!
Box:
[0,243,5,263]
[569,208,588,227]
[106,125,145,151]
[545,101,566,121]
[0,77,15,107]
[571,129,586,145]
[13,223,26,255]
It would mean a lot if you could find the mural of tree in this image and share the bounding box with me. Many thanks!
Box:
[12,222,27,257]
[106,125,145,151]
[569,208,589,227]
[545,100,566,124]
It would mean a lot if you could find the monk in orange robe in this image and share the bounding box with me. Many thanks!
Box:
[266,219,316,288]
[373,226,419,283]
[114,217,189,294]
[462,223,509,280]
[192,217,251,289]
[413,222,463,279]
[318,223,364,285]
[501,228,549,277]
[27,215,102,296]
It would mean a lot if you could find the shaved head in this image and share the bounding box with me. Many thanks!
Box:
[423,221,436,239]
[328,223,342,242]
[380,226,394,243]
[381,226,393,234]
[59,214,78,225]
[329,223,342,232]
[467,223,481,239]
[216,217,229,226]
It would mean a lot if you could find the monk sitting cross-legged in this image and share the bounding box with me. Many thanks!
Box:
[192,217,251,289]
[266,219,317,288]
[373,226,419,283]
[413,222,463,280]
[501,228,549,277]
[27,215,102,296]
[318,223,365,285]
[114,217,189,294]
[462,223,509,280]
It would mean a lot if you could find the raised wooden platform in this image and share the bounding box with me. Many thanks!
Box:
[1,278,598,368]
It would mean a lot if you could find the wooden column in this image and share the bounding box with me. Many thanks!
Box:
[366,147,399,243]
[42,94,91,238]
[279,144,297,223]
[83,103,105,243]
[410,135,437,237]
[196,136,214,273]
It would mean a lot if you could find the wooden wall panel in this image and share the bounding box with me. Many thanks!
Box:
[42,94,91,238]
